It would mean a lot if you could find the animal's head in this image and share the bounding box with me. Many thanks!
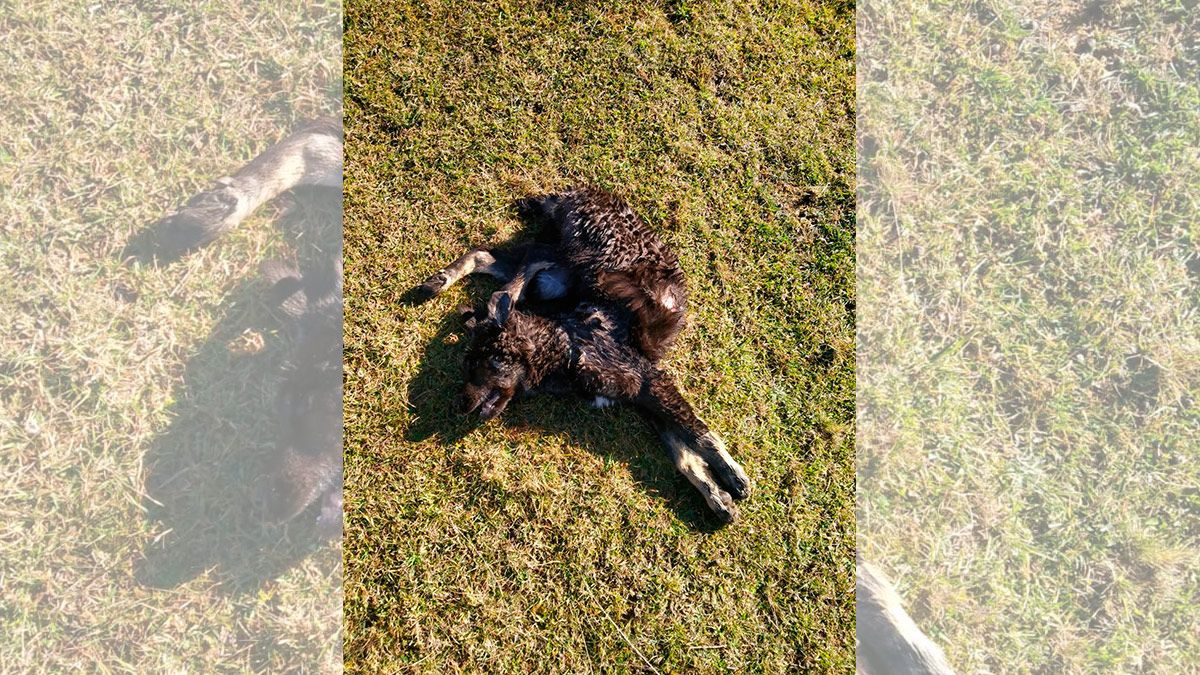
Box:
[260,259,344,539]
[458,292,536,421]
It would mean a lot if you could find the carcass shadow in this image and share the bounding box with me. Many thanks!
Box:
[129,188,342,592]
[134,279,327,591]
[402,275,727,533]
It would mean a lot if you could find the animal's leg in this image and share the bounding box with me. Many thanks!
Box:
[659,427,739,523]
[635,369,751,518]
[414,247,513,301]
[415,243,561,305]
[153,118,342,258]
[591,396,616,409]
[857,555,957,674]
[595,268,687,362]
[261,255,343,319]
[690,427,751,501]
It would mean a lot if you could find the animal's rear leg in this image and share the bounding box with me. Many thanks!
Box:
[154,177,241,255]
[659,428,739,523]
[151,118,342,260]
[594,269,686,362]
[637,369,751,518]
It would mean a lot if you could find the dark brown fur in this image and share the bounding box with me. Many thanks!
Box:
[520,187,689,361]
[420,187,751,522]
[458,298,750,521]
[420,187,688,362]
[148,119,343,537]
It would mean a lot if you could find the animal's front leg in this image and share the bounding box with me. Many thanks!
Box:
[152,118,342,259]
[414,243,564,305]
[414,247,503,301]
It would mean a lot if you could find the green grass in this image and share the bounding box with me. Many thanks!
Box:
[859,0,1200,670]
[344,0,855,671]
[0,2,340,671]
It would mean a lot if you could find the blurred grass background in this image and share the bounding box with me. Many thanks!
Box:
[0,1,341,671]
[343,0,855,671]
[859,0,1200,670]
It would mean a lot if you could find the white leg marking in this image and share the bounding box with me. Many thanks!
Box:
[430,250,498,293]
[662,431,736,520]
[468,250,499,276]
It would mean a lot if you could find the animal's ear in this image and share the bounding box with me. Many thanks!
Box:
[487,291,512,326]
[261,259,307,317]
[457,304,479,332]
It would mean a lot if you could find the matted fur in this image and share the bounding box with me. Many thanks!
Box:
[421,187,688,362]
[419,187,751,522]
[520,187,688,361]
[150,119,344,537]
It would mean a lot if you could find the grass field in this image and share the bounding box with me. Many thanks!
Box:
[343,0,855,671]
[859,0,1200,671]
[0,2,341,671]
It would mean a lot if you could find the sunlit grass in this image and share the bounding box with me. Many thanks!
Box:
[859,0,1200,670]
[0,2,341,671]
[344,0,855,671]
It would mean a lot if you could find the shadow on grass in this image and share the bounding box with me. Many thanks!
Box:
[133,280,326,593]
[121,185,343,266]
[127,189,342,593]
[402,285,728,533]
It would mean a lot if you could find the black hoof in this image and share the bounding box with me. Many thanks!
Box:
[403,273,448,305]
[415,273,448,300]
[696,434,751,501]
[128,187,238,264]
[710,490,739,524]
[715,461,751,501]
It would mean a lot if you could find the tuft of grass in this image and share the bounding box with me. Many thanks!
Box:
[859,0,1200,671]
[344,0,855,671]
[0,2,341,672]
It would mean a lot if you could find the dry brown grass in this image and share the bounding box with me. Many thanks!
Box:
[0,2,341,671]
[859,0,1200,670]
[344,0,855,671]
